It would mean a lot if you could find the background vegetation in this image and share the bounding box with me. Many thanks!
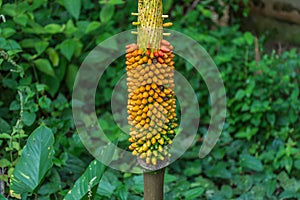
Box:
[0,0,299,199]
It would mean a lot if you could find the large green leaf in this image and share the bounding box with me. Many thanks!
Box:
[46,48,59,67]
[34,41,49,56]
[10,126,55,195]
[60,39,76,61]
[64,139,117,200]
[64,160,106,200]
[44,24,63,34]
[0,117,11,133]
[99,0,124,5]
[65,64,79,91]
[96,171,117,198]
[34,59,55,77]
[240,154,264,172]
[62,0,81,20]
[206,162,231,179]
[100,4,114,23]
[0,194,7,200]
[183,187,204,200]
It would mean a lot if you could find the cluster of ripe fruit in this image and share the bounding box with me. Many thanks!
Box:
[126,40,178,166]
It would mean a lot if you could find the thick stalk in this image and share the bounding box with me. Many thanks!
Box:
[143,168,165,200]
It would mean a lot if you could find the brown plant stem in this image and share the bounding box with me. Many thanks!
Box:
[143,168,165,200]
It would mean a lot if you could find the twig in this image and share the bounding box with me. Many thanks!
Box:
[0,15,6,23]
[88,176,97,200]
[187,0,200,13]
[0,168,5,196]
[0,50,24,74]
[254,35,262,75]
[10,90,24,165]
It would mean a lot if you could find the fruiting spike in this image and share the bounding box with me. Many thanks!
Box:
[127,0,177,167]
[126,40,177,166]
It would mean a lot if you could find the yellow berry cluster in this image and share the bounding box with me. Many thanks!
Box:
[126,41,178,166]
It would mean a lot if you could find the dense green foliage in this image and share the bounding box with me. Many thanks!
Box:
[0,0,299,199]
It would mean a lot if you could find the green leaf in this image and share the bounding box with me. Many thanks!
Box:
[46,48,59,67]
[38,96,52,110]
[41,75,61,97]
[0,158,11,168]
[85,21,101,34]
[99,0,124,5]
[294,159,300,170]
[22,111,36,126]
[34,41,49,55]
[100,4,114,23]
[0,117,11,133]
[10,126,54,195]
[235,89,245,100]
[20,38,39,48]
[74,40,83,57]
[34,59,55,77]
[266,113,275,126]
[131,175,144,193]
[65,19,78,36]
[277,171,300,192]
[206,162,231,179]
[23,21,46,34]
[164,174,177,183]
[220,185,233,198]
[0,36,5,48]
[240,154,264,172]
[1,3,17,16]
[27,0,46,11]
[183,164,201,176]
[280,156,293,173]
[9,100,20,111]
[60,39,76,61]
[96,174,116,197]
[279,191,299,199]
[183,187,204,200]
[3,78,17,89]
[234,175,253,191]
[2,28,16,38]
[13,14,28,26]
[0,133,11,139]
[115,185,128,200]
[65,64,79,91]
[265,180,276,197]
[64,160,106,200]
[38,182,60,196]
[62,0,81,19]
[0,194,7,200]
[244,32,254,45]
[185,62,193,71]
[38,169,61,196]
[44,24,63,34]
[5,39,21,50]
